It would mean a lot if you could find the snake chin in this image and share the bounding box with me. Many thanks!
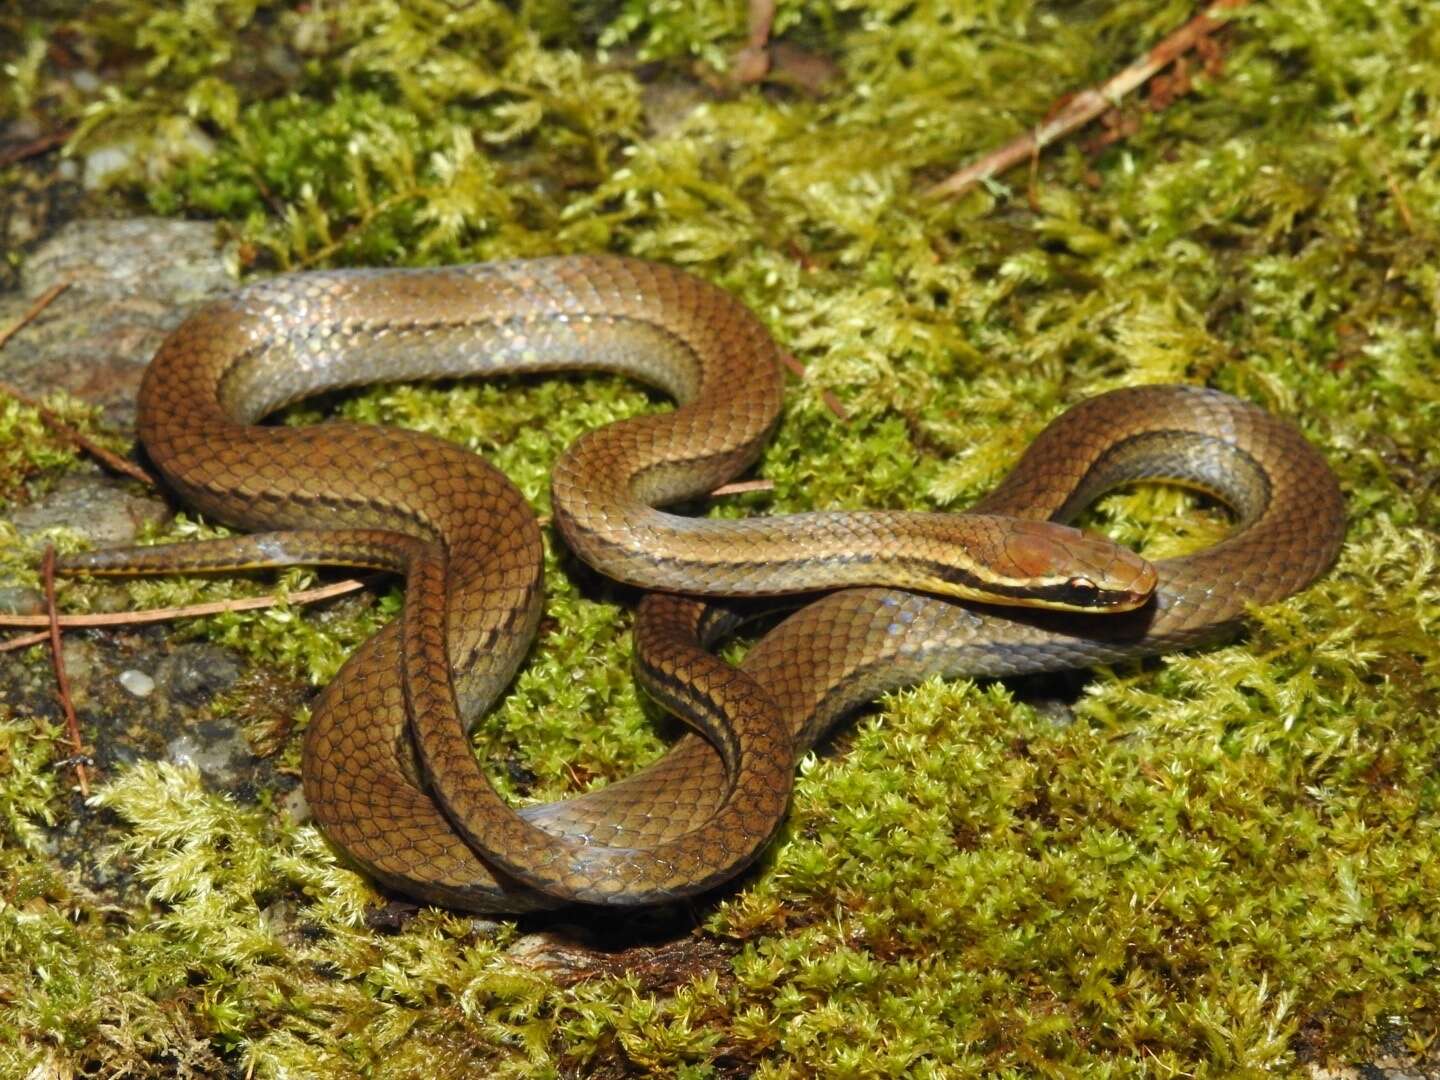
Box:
[942,578,1156,615]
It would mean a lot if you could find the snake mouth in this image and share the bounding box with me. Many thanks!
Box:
[919,553,1159,613]
[1063,559,1161,614]
[920,575,1157,613]
[1106,585,1159,613]
[986,576,1156,613]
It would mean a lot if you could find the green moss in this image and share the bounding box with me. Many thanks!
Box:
[2,760,556,1078]
[3,0,1439,1076]
[0,395,109,509]
[0,712,64,863]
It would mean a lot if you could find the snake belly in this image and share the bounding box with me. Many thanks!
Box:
[74,256,1344,912]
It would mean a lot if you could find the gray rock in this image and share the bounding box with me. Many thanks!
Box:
[10,472,168,547]
[166,726,254,786]
[0,218,237,426]
[19,217,236,305]
[0,585,44,614]
[157,643,243,708]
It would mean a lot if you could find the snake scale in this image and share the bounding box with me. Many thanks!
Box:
[63,255,1345,912]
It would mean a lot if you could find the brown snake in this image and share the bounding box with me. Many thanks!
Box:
[63,255,1345,912]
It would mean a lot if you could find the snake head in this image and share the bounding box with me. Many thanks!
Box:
[930,517,1158,613]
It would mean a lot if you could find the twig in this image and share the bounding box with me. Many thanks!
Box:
[0,629,50,652]
[0,128,72,168]
[0,474,779,653]
[925,0,1249,200]
[709,479,774,496]
[1384,168,1415,233]
[0,577,369,650]
[733,0,777,83]
[41,547,89,796]
[0,280,155,486]
[778,351,849,421]
[295,191,419,270]
[0,278,71,350]
[0,378,155,488]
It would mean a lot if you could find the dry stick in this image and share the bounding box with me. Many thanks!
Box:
[0,630,54,652]
[0,278,71,350]
[41,547,89,796]
[1,476,775,652]
[0,378,154,487]
[0,280,156,487]
[733,0,778,83]
[778,350,849,421]
[709,478,774,496]
[0,128,72,168]
[1384,168,1415,233]
[0,578,370,649]
[924,0,1250,200]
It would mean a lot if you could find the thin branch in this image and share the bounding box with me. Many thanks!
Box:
[0,378,155,488]
[0,128,72,168]
[925,0,1249,200]
[709,478,775,496]
[41,547,89,796]
[778,351,849,421]
[0,577,369,648]
[1,465,777,649]
[0,280,156,486]
[0,630,50,652]
[0,278,71,350]
[732,0,778,84]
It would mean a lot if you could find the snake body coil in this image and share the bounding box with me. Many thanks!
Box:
[66,256,1345,912]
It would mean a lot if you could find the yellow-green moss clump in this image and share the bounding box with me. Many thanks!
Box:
[3,1,1439,1076]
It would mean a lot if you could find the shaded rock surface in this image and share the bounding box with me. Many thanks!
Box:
[0,218,295,905]
[0,218,236,426]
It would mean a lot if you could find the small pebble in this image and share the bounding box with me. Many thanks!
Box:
[282,784,311,825]
[118,669,155,698]
[83,144,136,191]
[168,734,202,769]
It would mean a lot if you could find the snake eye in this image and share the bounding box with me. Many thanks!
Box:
[1066,576,1099,600]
